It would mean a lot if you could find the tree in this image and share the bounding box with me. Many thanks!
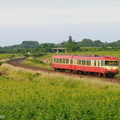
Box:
[22,41,39,46]
[93,40,102,47]
[81,39,93,47]
[64,36,80,52]
[68,36,73,44]
[21,41,39,49]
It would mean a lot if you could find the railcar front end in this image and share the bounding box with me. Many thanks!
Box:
[100,60,119,78]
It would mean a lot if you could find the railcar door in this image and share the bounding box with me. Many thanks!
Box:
[94,60,100,72]
[70,59,74,70]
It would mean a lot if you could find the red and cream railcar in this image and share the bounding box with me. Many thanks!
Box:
[52,55,119,78]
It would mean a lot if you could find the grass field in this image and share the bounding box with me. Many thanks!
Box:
[0,54,24,62]
[0,63,120,120]
[0,54,17,59]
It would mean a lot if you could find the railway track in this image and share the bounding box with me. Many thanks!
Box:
[6,58,120,84]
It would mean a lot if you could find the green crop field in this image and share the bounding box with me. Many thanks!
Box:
[0,54,24,61]
[0,52,120,119]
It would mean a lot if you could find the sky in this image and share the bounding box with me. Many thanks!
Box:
[0,0,120,47]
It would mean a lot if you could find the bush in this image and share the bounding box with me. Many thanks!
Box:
[0,62,4,65]
[26,59,45,65]
[32,52,46,58]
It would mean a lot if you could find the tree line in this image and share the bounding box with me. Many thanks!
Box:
[0,37,120,56]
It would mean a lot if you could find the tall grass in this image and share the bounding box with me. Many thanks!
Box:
[0,54,24,61]
[0,64,120,120]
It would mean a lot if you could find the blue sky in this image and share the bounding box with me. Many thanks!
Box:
[0,0,120,46]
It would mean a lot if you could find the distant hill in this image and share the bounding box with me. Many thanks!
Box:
[21,41,39,49]
[3,41,40,49]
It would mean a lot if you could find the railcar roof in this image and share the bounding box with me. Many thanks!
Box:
[52,55,73,58]
[74,55,119,60]
[52,55,119,60]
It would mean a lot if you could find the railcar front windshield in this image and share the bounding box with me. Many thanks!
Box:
[101,60,119,66]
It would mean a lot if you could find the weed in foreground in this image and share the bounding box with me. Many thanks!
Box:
[0,65,120,120]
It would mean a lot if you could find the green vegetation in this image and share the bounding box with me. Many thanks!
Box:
[0,61,4,65]
[0,54,15,60]
[1,37,120,54]
[0,64,120,120]
[0,51,120,119]
[0,54,16,66]
[24,57,52,69]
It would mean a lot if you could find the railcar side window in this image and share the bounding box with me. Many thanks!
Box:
[82,60,86,65]
[54,58,56,63]
[94,60,96,66]
[53,58,75,64]
[105,61,119,66]
[59,59,62,63]
[70,59,73,64]
[98,61,100,66]
[77,59,81,65]
[101,61,104,66]
[114,61,119,66]
[66,59,69,64]
[101,60,119,66]
[57,58,60,63]
[62,59,65,63]
[57,59,59,63]
[87,60,91,66]
[54,58,59,63]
